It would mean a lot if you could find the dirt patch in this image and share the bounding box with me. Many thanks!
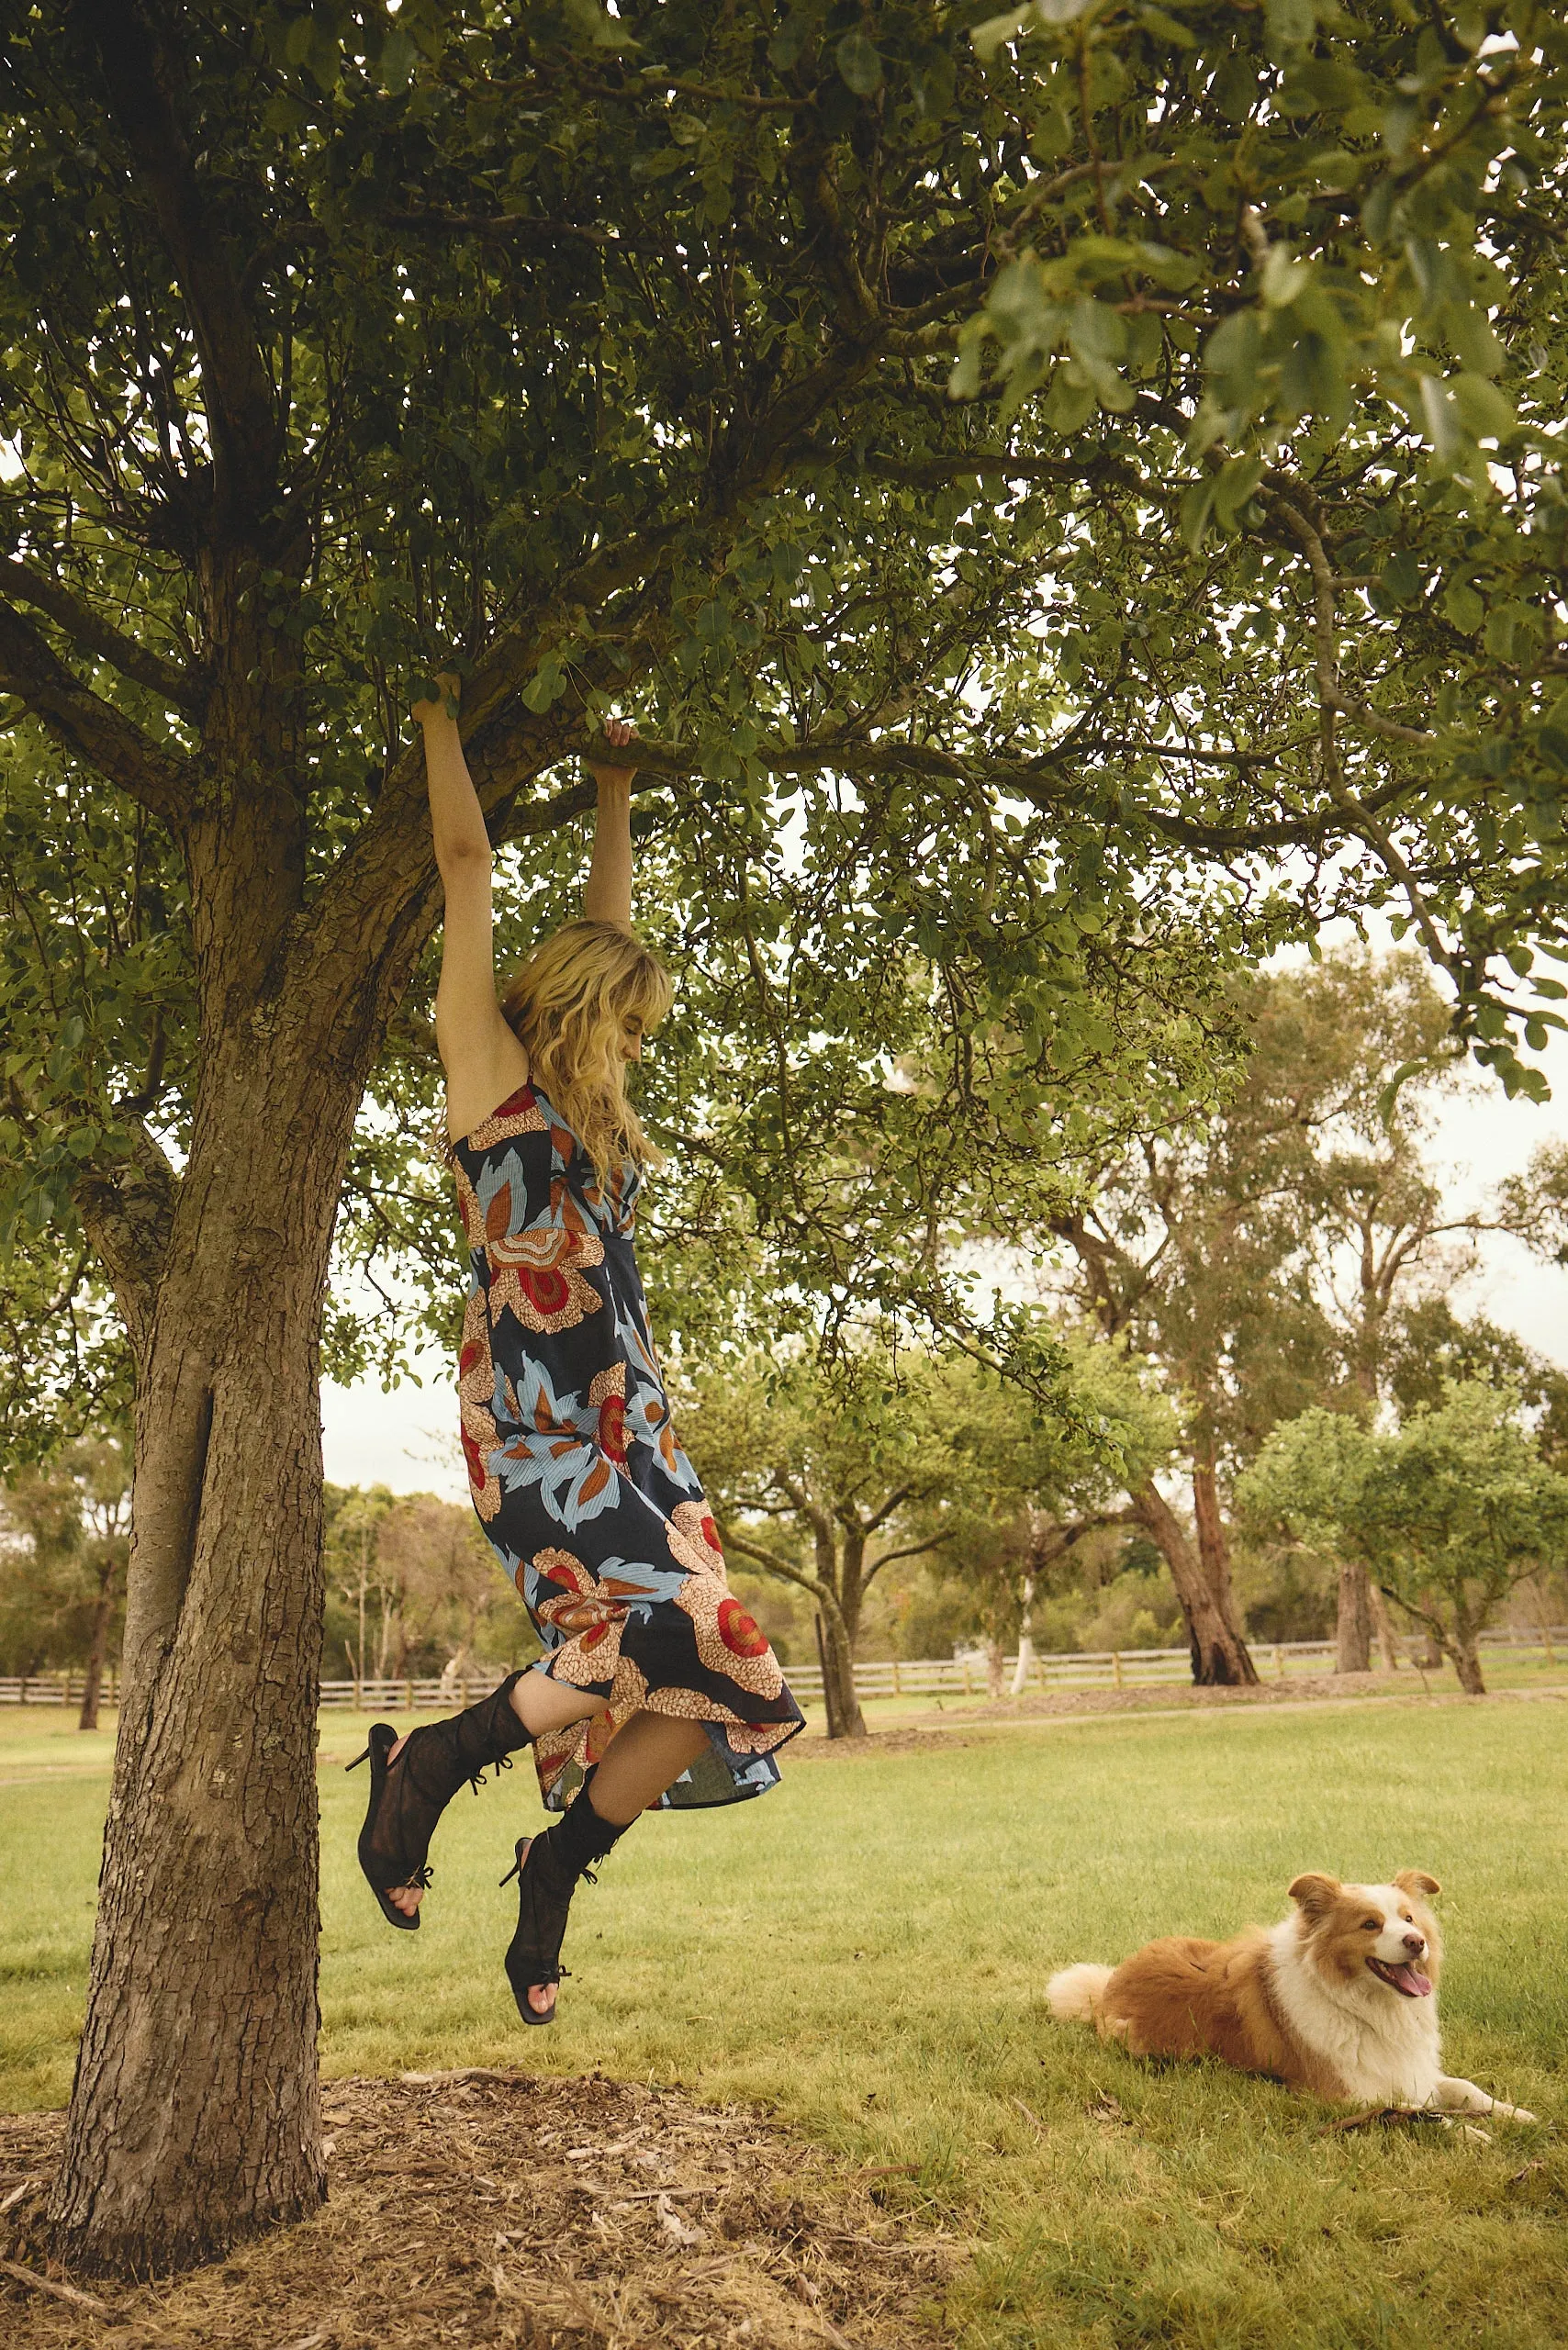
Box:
[0,2072,957,2348]
[952,1671,1568,1723]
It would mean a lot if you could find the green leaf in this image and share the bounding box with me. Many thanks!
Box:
[969,6,1034,60]
[1441,577,1484,633]
[377,30,417,93]
[835,32,883,95]
[1450,373,1517,443]
[1180,477,1216,552]
[1264,0,1316,54]
[1213,452,1265,531]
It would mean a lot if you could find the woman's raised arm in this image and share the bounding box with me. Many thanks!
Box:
[582,718,639,929]
[417,675,529,1137]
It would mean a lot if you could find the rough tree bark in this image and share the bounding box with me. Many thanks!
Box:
[1335,1559,1374,1673]
[1131,1480,1258,1686]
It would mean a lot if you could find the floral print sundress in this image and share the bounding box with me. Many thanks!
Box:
[452,1082,803,1811]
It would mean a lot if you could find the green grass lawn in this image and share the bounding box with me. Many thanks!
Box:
[3,1695,1565,2347]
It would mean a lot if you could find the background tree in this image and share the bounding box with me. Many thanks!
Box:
[1044,946,1563,1680]
[3,0,1565,2271]
[0,1436,130,1728]
[1238,1382,1568,1695]
[905,1334,1176,1693]
[681,1348,988,1737]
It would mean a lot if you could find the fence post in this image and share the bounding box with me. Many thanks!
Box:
[1274,1645,1285,1679]
[961,1657,972,1697]
[1112,1651,1124,1691]
[891,1659,902,1696]
[18,1676,26,1707]
[405,1677,414,1713]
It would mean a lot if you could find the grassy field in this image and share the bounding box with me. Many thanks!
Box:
[3,1694,1565,2347]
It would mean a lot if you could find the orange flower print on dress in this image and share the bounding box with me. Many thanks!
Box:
[667,1498,726,1577]
[676,1572,784,1697]
[465,1087,547,1154]
[588,1363,629,1464]
[460,1394,501,1522]
[716,1596,769,1659]
[530,1546,627,1639]
[488,1221,604,1337]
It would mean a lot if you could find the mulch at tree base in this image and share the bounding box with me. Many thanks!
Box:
[0,2072,958,2349]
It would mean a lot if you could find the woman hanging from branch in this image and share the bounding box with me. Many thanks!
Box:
[350,678,803,2022]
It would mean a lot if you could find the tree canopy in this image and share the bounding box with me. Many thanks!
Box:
[6,0,1568,1453]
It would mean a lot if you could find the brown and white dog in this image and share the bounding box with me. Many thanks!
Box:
[1048,1872,1536,2118]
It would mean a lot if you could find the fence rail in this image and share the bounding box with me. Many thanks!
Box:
[4,1625,1564,1711]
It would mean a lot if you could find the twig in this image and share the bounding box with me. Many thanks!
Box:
[1317,2104,1450,2134]
[1012,2096,1047,2133]
[0,2257,119,2318]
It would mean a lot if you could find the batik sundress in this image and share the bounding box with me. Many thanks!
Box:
[451,1082,803,1811]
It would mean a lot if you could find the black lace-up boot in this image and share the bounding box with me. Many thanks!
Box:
[348,1671,535,1930]
[498,1779,629,2022]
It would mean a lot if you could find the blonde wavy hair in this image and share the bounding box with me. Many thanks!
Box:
[499,919,672,1181]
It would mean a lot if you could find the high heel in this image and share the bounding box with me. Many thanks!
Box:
[350,1672,535,1930]
[500,1785,628,2026]
[350,1722,424,1931]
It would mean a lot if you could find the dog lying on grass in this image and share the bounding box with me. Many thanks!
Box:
[1048,1871,1536,2119]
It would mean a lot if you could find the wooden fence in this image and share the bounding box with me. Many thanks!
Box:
[5,1624,1563,1711]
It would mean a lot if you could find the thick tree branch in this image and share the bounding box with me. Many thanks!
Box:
[1,559,198,713]
[718,1522,831,1608]
[0,599,194,832]
[73,1122,179,1367]
[74,0,279,519]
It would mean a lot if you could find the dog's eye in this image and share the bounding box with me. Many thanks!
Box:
[1361,1919,1381,1931]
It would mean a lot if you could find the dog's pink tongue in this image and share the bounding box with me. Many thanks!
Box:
[1390,1962,1433,1998]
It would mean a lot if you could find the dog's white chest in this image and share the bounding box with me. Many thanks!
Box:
[1267,1923,1442,2103]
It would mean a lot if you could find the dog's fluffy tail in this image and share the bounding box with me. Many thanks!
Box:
[1047,1962,1114,2025]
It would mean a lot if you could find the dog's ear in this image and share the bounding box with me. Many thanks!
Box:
[1287,1873,1341,1917]
[1394,1869,1441,1898]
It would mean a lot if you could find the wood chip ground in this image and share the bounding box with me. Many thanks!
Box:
[0,2071,957,2348]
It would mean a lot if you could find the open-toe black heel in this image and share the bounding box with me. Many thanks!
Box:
[348,1722,423,1930]
[500,1786,627,2025]
[348,1671,534,1930]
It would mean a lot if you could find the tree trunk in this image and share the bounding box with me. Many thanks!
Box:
[1010,1570,1036,1697]
[77,1559,118,1732]
[46,1018,367,2272]
[1368,1581,1400,1671]
[1131,1481,1258,1686]
[1452,1635,1487,1695]
[812,1611,841,1738]
[1335,1559,1372,1674]
[818,1603,866,1738]
[984,1635,1005,1700]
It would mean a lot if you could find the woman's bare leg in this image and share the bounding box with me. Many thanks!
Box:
[587,1714,710,1824]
